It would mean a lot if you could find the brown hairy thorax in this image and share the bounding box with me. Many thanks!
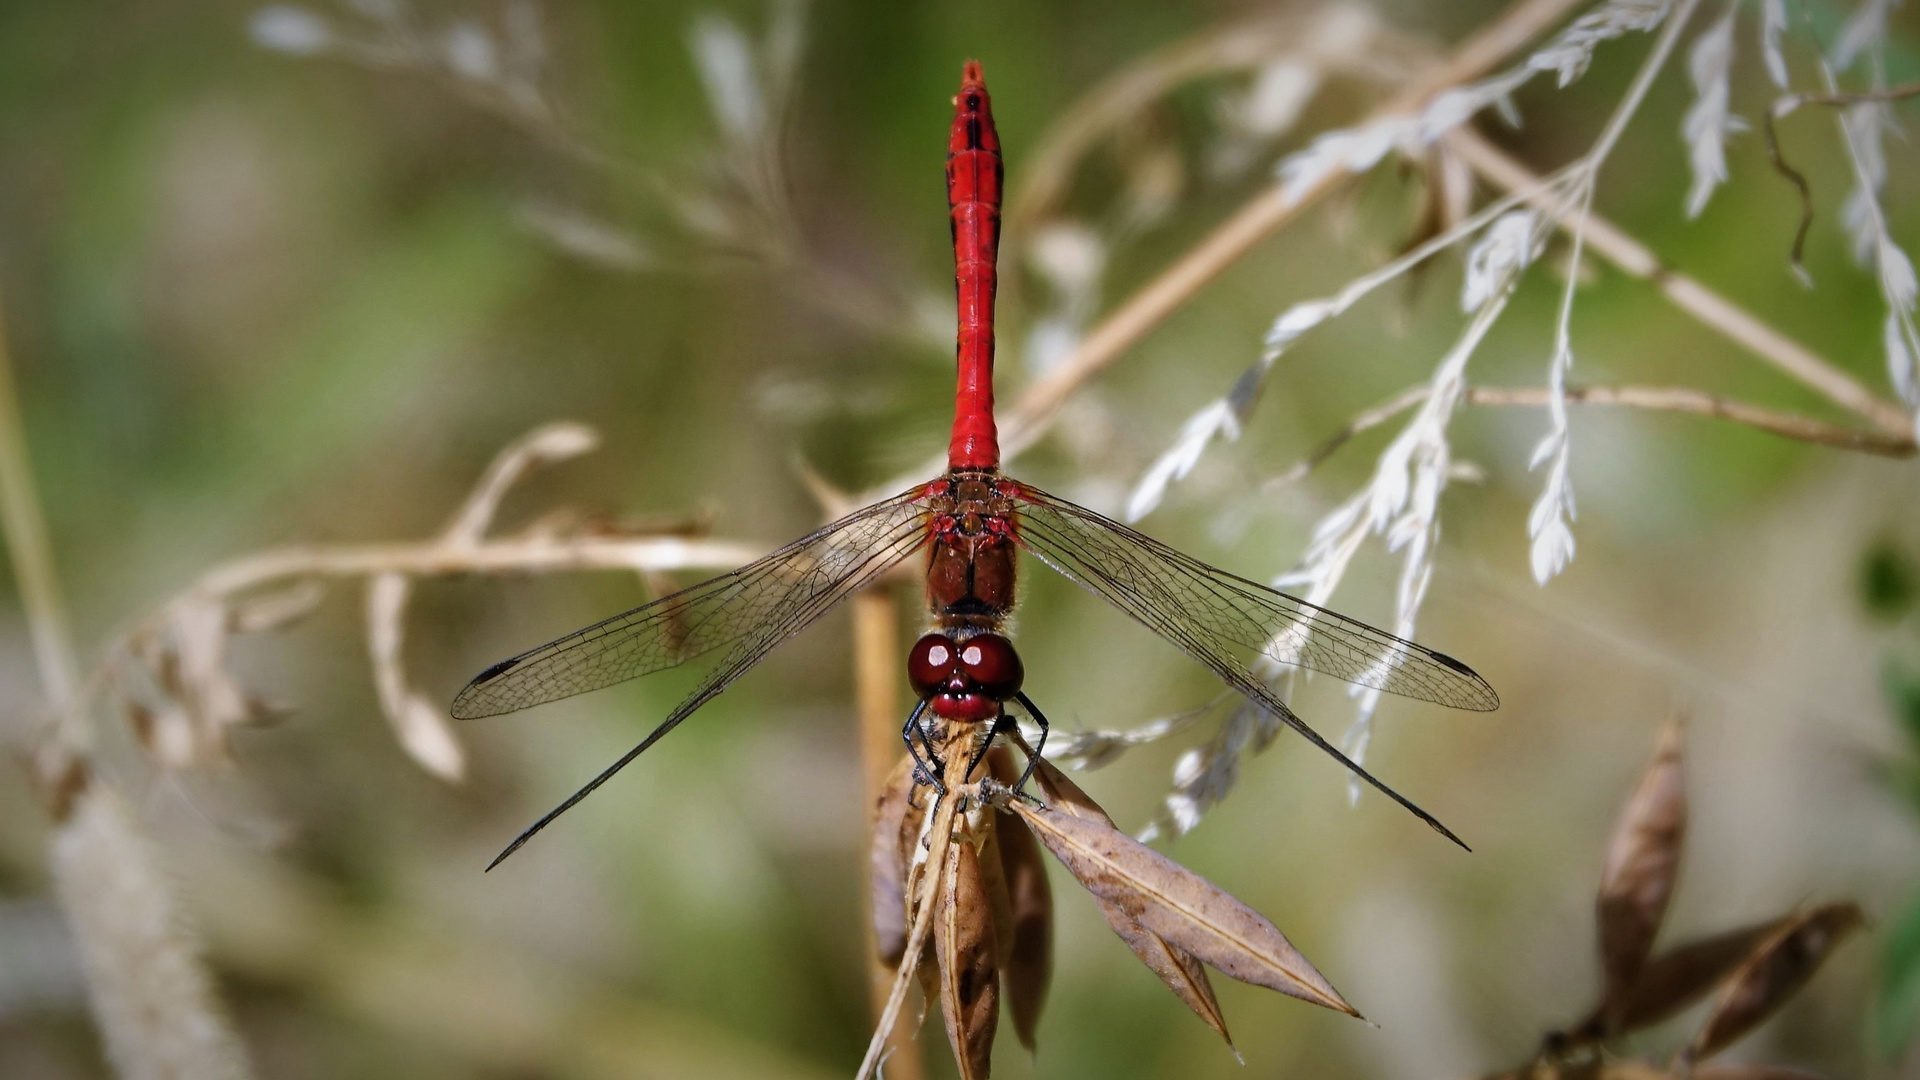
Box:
[923,471,1019,629]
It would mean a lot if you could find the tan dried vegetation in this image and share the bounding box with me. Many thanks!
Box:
[1483,721,1863,1080]
[861,726,1358,1080]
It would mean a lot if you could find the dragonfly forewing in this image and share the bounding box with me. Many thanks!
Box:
[451,488,934,720]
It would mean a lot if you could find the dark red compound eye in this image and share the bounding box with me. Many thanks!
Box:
[906,633,957,697]
[957,633,1023,700]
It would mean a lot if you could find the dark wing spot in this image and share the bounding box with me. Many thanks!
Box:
[1429,650,1476,676]
[473,657,521,684]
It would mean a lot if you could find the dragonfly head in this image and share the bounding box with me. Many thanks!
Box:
[909,630,1024,720]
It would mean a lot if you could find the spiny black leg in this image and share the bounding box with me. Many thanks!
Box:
[1013,692,1051,794]
[900,698,943,794]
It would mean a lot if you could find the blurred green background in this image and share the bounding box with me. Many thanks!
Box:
[1,0,1918,1076]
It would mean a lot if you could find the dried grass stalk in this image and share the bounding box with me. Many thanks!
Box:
[933,817,1000,1080]
[49,785,255,1080]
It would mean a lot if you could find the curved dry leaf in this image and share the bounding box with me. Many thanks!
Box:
[1634,920,1784,1028]
[366,573,465,781]
[1686,903,1865,1062]
[974,805,1018,970]
[442,421,601,545]
[127,698,198,770]
[1598,720,1686,1013]
[988,750,1053,1051]
[1694,1067,1831,1080]
[1580,916,1789,1040]
[173,598,253,761]
[228,578,326,633]
[1007,794,1356,1017]
[870,755,919,967]
[1031,757,1234,1049]
[935,822,999,1080]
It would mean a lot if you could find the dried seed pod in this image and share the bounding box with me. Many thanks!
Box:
[988,749,1054,1051]
[1032,757,1234,1049]
[1572,916,1790,1043]
[935,820,1000,1080]
[1685,903,1864,1062]
[1007,794,1356,1017]
[871,755,921,967]
[1597,720,1686,1016]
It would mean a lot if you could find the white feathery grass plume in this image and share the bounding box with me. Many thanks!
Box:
[249,5,335,55]
[1124,179,1571,521]
[1840,102,1890,266]
[1761,0,1790,87]
[1831,0,1897,73]
[515,200,652,272]
[1528,400,1579,584]
[690,12,766,149]
[441,19,499,83]
[1816,39,1920,417]
[1040,703,1216,772]
[1143,212,1539,831]
[51,786,255,1080]
[1024,221,1108,378]
[1276,0,1673,205]
[1125,400,1239,522]
[1682,6,1743,218]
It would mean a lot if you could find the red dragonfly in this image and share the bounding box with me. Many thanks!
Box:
[453,61,1498,869]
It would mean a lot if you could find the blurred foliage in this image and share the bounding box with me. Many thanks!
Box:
[1868,539,1920,1061]
[0,0,1917,1078]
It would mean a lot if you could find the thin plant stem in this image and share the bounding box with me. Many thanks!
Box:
[1442,126,1916,437]
[0,293,80,723]
[986,0,1593,471]
[0,285,256,1079]
[852,587,925,1080]
[1267,381,1914,491]
[857,759,965,1080]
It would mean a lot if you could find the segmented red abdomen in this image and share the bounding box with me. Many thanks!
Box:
[947,60,1003,472]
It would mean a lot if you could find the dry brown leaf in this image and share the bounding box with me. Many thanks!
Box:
[1693,1067,1831,1080]
[1686,903,1864,1062]
[1581,917,1790,1039]
[935,824,1000,1080]
[227,579,326,633]
[1008,782,1356,1017]
[1597,720,1686,1015]
[441,421,600,545]
[870,755,919,967]
[1031,757,1234,1049]
[366,573,465,781]
[988,749,1053,1051]
[171,598,253,763]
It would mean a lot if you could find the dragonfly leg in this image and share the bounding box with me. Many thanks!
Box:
[900,698,946,795]
[1012,691,1051,794]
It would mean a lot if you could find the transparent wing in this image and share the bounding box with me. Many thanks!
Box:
[1011,485,1496,710]
[1010,483,1496,849]
[452,488,932,720]
[469,488,935,868]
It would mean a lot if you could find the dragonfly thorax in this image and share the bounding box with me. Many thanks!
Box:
[924,471,1019,630]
